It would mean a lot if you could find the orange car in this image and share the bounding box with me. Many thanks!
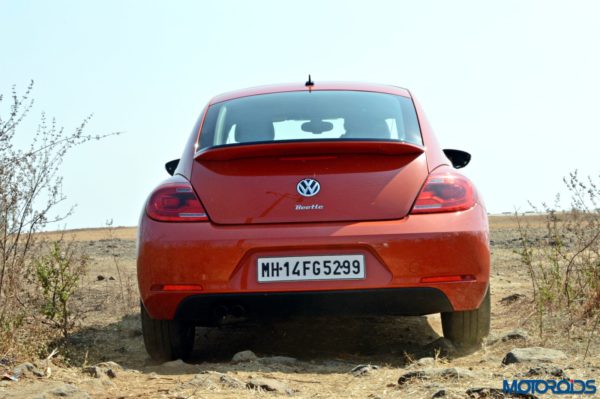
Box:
[138,80,490,360]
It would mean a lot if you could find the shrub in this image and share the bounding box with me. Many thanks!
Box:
[516,171,600,340]
[34,240,88,338]
[0,81,117,357]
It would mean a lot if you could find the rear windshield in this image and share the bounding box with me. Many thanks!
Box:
[198,90,422,150]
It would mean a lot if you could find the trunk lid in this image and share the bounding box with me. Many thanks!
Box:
[191,141,428,225]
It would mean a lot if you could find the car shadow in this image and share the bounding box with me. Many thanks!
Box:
[64,312,476,375]
[192,315,441,364]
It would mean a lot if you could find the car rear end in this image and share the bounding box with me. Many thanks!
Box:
[137,84,490,360]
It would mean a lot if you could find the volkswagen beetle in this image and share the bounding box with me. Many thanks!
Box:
[138,81,490,360]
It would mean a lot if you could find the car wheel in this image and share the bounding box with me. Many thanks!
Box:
[140,302,195,361]
[441,287,490,347]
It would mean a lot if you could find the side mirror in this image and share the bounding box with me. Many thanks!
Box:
[443,149,471,169]
[165,159,180,176]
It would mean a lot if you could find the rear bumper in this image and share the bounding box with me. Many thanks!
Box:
[137,205,489,320]
[174,287,453,325]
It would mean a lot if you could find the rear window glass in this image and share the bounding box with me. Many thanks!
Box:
[198,90,422,150]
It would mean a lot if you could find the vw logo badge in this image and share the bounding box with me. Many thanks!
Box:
[297,178,320,197]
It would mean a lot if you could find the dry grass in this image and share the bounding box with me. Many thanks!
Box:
[1,215,599,399]
[40,226,136,242]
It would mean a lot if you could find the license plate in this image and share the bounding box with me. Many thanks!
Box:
[257,255,365,282]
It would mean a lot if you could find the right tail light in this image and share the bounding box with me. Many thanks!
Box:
[411,171,476,214]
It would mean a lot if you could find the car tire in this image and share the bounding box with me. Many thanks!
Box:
[441,287,490,347]
[140,302,195,361]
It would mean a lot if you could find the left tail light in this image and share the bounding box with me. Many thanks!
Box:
[411,170,476,214]
[146,181,209,222]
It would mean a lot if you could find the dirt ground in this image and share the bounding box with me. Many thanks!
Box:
[1,216,599,398]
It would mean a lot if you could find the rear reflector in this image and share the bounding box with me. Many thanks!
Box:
[411,171,476,214]
[146,181,209,222]
[151,284,204,291]
[420,275,475,283]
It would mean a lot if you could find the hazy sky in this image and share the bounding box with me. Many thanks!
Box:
[2,1,599,228]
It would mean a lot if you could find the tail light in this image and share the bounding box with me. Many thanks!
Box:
[146,181,209,222]
[411,171,476,214]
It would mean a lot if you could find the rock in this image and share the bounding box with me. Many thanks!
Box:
[83,362,122,379]
[500,293,525,305]
[466,386,540,399]
[97,361,120,379]
[232,350,258,363]
[351,364,379,377]
[13,362,34,372]
[523,366,566,378]
[433,389,466,399]
[32,369,45,378]
[181,373,218,390]
[398,368,474,385]
[500,329,529,342]
[416,357,436,367]
[247,377,294,394]
[259,356,298,366]
[82,366,101,378]
[12,362,44,379]
[183,371,245,390]
[502,347,567,365]
[488,329,529,345]
[432,389,446,398]
[108,276,115,280]
[96,361,122,370]
[220,374,246,389]
[96,275,105,281]
[5,381,90,399]
[424,338,457,356]
[49,384,90,398]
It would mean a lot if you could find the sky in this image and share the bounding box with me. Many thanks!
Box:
[1,1,600,229]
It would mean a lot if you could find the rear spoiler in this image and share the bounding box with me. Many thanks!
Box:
[195,140,424,161]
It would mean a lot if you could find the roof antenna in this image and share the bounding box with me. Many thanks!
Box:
[305,74,314,87]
